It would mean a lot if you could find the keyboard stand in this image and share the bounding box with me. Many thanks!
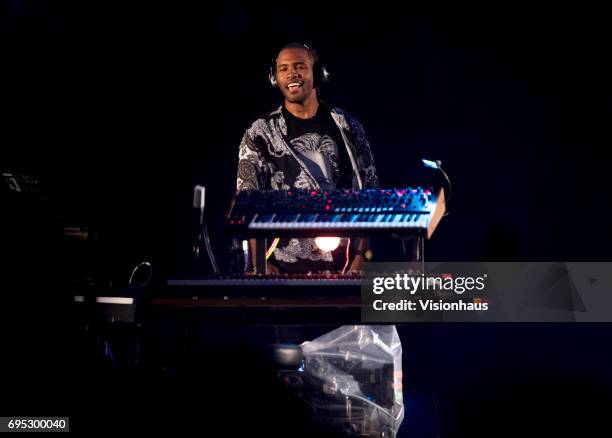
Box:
[412,235,425,274]
[255,237,268,274]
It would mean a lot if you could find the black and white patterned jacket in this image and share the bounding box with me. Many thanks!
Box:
[236,105,379,192]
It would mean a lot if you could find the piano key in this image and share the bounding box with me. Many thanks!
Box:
[249,210,432,230]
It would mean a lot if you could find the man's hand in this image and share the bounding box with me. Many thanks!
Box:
[346,237,371,274]
[265,263,281,275]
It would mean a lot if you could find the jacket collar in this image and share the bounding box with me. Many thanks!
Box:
[270,103,363,189]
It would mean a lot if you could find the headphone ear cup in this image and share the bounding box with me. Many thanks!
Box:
[269,58,278,87]
[312,62,329,88]
[269,72,277,87]
[320,65,330,84]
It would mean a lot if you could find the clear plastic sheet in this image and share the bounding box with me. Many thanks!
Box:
[299,325,404,437]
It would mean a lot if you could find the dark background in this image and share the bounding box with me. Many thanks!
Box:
[3,1,611,276]
[2,1,611,436]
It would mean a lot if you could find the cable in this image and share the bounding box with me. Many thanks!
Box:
[438,164,452,216]
[193,185,220,274]
[401,240,408,263]
[201,224,220,274]
[128,261,152,286]
[422,158,452,216]
[341,237,351,274]
[265,237,280,259]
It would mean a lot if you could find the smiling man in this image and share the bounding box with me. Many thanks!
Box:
[236,42,379,273]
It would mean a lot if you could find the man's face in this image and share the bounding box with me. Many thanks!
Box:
[275,48,316,104]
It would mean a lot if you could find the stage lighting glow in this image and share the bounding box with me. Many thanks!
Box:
[315,237,341,251]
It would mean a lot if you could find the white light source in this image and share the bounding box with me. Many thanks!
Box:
[95,297,134,305]
[314,237,341,251]
[422,159,440,169]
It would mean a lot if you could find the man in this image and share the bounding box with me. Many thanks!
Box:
[236,42,379,273]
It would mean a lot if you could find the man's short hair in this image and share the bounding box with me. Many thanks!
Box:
[277,42,319,64]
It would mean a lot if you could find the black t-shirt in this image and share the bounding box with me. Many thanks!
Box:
[270,104,355,273]
[282,103,354,189]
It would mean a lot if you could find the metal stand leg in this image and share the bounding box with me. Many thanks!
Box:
[408,236,425,275]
